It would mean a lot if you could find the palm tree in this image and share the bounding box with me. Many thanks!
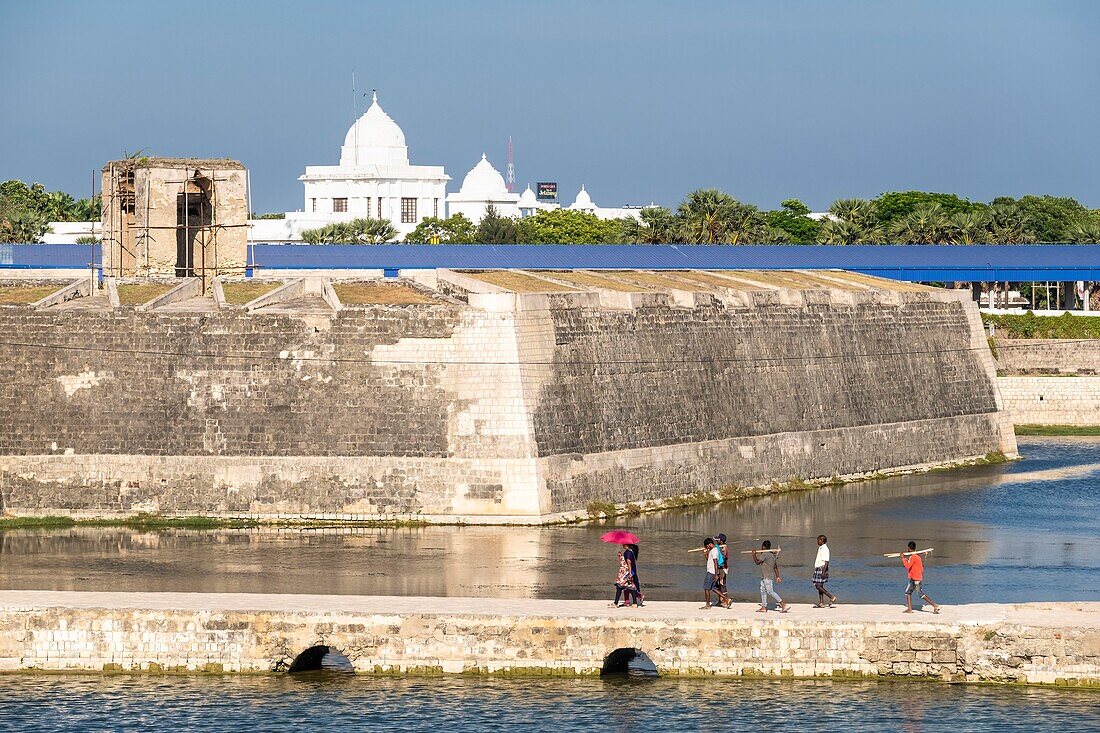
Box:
[947,210,990,245]
[301,217,397,244]
[1064,222,1100,244]
[825,199,885,243]
[43,191,76,221]
[677,189,737,243]
[73,196,102,221]
[986,203,1034,244]
[624,206,676,243]
[889,203,950,244]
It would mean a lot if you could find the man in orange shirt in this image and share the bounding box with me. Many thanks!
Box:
[901,541,941,614]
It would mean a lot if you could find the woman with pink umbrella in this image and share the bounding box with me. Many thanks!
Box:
[602,530,644,607]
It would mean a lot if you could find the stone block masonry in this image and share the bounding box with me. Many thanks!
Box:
[0,592,1096,685]
[0,273,1016,521]
[998,376,1100,426]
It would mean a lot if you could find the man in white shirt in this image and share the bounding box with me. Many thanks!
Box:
[812,534,838,608]
[701,537,732,609]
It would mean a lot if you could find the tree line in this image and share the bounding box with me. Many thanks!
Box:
[0,180,101,243]
[399,190,1100,245]
[5,177,1099,245]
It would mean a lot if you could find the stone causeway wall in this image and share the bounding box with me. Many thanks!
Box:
[0,594,1096,685]
[994,338,1100,375]
[0,275,1016,520]
[998,376,1100,426]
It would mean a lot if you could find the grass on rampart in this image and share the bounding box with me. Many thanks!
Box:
[0,285,62,305]
[116,283,174,305]
[982,311,1100,339]
[1014,424,1100,436]
[220,281,280,305]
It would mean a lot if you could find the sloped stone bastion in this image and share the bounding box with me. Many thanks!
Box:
[0,270,1016,522]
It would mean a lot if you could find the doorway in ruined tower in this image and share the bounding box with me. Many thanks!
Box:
[176,177,212,278]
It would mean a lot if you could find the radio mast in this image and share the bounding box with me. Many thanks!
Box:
[506,136,515,193]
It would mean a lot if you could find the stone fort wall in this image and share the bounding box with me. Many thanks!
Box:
[0,278,1016,521]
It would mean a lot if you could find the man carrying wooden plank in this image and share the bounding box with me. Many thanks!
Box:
[750,540,788,613]
[897,541,942,614]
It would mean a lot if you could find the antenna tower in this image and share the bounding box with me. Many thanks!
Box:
[506,136,515,193]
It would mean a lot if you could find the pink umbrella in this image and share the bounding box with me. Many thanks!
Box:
[601,530,640,545]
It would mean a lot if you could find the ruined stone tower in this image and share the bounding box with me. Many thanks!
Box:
[100,158,248,283]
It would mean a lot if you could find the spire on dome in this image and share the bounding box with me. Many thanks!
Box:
[340,90,409,167]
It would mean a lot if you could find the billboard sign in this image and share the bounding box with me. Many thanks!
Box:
[536,182,558,201]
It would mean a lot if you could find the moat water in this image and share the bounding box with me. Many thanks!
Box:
[2,437,1097,605]
[2,675,1098,732]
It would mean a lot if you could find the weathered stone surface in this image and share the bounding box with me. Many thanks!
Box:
[0,283,1015,519]
[0,592,1095,685]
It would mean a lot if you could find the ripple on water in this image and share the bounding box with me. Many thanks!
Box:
[0,675,1098,732]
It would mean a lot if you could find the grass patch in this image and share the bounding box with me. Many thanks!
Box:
[623,503,642,516]
[220,281,280,305]
[116,283,174,305]
[0,514,259,530]
[333,282,437,305]
[468,271,578,293]
[1014,424,1100,436]
[586,501,616,518]
[0,513,433,531]
[0,285,63,305]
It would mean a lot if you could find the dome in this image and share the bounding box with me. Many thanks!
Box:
[458,154,508,196]
[518,185,537,206]
[339,92,410,167]
[570,184,595,209]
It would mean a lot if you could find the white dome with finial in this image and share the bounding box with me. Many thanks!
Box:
[340,91,409,167]
[458,154,508,196]
[518,184,537,207]
[570,184,595,210]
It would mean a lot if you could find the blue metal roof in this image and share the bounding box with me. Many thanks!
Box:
[2,243,1099,282]
[248,244,1100,282]
[0,243,99,269]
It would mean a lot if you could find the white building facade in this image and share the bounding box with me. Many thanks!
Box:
[446,154,520,223]
[286,92,450,239]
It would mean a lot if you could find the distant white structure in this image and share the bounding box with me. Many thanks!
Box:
[41,221,97,244]
[445,154,520,223]
[285,92,450,238]
[517,185,559,217]
[566,185,644,222]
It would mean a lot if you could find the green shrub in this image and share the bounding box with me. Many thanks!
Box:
[982,311,1100,339]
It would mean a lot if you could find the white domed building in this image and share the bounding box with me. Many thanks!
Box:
[445,154,520,223]
[285,92,450,238]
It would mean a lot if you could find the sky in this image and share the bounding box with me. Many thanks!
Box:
[2,0,1099,213]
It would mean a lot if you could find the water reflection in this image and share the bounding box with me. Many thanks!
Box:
[1,674,1097,733]
[1,438,1097,604]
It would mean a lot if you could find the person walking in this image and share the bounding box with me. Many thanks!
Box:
[900,541,941,614]
[812,534,838,608]
[611,546,638,607]
[624,543,644,606]
[711,533,729,606]
[752,540,787,612]
[701,537,732,609]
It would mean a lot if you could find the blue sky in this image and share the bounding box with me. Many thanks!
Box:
[2,0,1098,212]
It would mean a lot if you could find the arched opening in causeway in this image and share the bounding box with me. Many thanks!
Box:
[600,647,659,678]
[287,645,354,674]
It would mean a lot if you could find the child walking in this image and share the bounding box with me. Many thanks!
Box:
[900,541,941,614]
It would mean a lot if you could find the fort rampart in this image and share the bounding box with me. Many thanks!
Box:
[0,271,1017,521]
